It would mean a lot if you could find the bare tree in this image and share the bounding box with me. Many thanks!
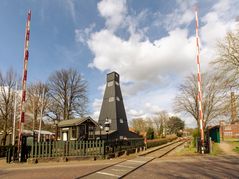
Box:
[152,116,160,136]
[26,82,49,131]
[212,30,239,120]
[0,68,19,145]
[157,111,169,137]
[212,30,239,89]
[174,72,226,129]
[129,118,147,134]
[48,68,88,120]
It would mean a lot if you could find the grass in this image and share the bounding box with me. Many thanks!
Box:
[223,138,239,142]
[232,141,239,153]
[175,141,224,156]
[210,143,224,156]
[174,141,198,156]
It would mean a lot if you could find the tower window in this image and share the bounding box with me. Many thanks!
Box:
[115,81,119,86]
[107,81,113,87]
[120,118,124,123]
[116,97,120,101]
[109,97,114,102]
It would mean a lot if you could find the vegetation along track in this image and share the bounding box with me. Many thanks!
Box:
[78,139,187,179]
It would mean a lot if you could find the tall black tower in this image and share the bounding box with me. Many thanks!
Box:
[98,72,133,139]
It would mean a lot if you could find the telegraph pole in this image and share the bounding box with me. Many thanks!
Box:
[195,10,205,154]
[18,10,31,161]
[38,88,45,142]
[12,82,18,146]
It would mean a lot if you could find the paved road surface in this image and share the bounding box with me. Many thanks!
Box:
[125,155,239,179]
[1,155,239,178]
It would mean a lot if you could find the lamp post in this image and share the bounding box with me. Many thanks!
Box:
[104,118,110,142]
[55,120,59,141]
[99,124,103,140]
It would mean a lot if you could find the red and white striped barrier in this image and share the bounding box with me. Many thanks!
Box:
[18,10,31,159]
[195,11,204,153]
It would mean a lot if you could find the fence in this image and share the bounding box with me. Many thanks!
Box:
[28,140,105,158]
[104,138,144,155]
[4,138,145,162]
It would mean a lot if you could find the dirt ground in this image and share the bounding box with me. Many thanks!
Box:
[218,141,238,155]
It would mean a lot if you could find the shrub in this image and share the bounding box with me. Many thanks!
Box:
[146,135,177,148]
[146,127,155,140]
[192,128,200,147]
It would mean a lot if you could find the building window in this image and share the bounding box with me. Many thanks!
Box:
[116,97,120,101]
[88,126,94,139]
[115,81,119,86]
[57,128,60,140]
[109,97,114,102]
[71,126,77,139]
[107,81,113,87]
[120,118,124,123]
[120,136,123,140]
[225,126,231,130]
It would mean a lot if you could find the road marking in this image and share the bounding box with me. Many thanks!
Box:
[142,157,154,159]
[111,168,127,172]
[115,164,135,169]
[127,160,145,163]
[96,171,121,178]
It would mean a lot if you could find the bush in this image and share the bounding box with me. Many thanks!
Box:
[233,146,239,153]
[192,129,200,147]
[146,127,155,140]
[146,135,177,148]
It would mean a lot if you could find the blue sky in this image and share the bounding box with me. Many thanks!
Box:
[1,0,239,127]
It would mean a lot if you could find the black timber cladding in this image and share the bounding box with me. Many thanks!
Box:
[98,71,132,138]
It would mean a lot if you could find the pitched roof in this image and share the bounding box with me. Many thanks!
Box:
[58,116,97,127]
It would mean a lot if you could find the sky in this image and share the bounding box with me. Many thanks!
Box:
[0,0,239,127]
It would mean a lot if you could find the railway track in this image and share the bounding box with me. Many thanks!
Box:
[78,139,187,179]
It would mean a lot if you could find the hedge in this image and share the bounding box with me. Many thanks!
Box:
[146,135,177,148]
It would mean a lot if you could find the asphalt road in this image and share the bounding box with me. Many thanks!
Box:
[1,155,239,179]
[0,159,122,179]
[125,155,239,179]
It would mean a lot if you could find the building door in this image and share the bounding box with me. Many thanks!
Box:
[63,132,68,141]
[79,125,86,140]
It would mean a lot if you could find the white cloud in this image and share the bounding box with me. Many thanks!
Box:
[75,23,96,45]
[97,0,127,31]
[77,0,239,127]
[128,109,144,118]
[199,0,238,71]
[180,10,194,25]
[91,98,102,121]
[154,0,196,31]
[64,0,77,23]
[88,28,195,90]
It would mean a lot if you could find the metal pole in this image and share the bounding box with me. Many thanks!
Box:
[195,10,204,154]
[38,88,45,142]
[18,10,31,161]
[12,82,18,146]
[100,127,101,140]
